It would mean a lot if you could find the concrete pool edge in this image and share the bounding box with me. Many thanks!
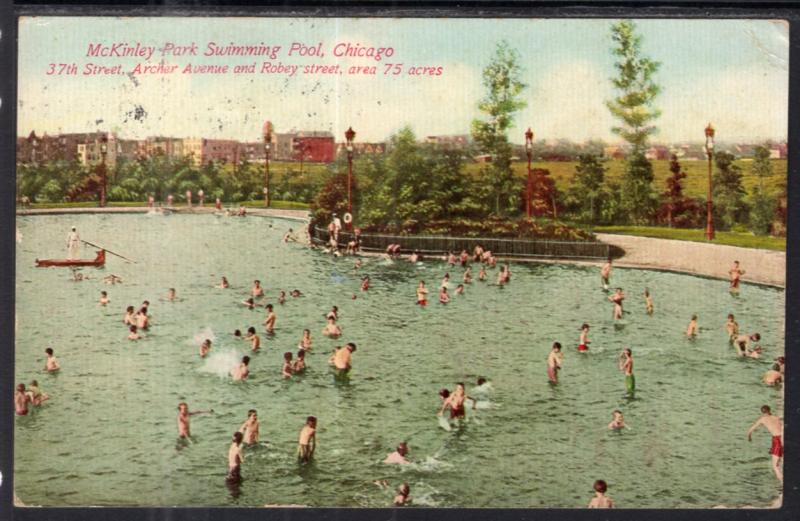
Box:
[16,208,785,288]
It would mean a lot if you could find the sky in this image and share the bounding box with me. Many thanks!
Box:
[17,17,789,144]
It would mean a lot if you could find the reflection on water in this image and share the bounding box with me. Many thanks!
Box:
[14,214,784,507]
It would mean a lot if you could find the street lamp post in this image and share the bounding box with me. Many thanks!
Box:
[704,123,715,241]
[263,121,273,207]
[99,135,108,208]
[525,127,534,218]
[345,126,356,229]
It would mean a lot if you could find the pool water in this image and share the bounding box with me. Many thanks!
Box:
[14,214,785,507]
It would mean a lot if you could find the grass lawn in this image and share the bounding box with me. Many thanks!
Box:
[592,225,785,251]
[26,200,310,210]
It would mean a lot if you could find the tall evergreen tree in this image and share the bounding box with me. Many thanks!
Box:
[471,41,528,216]
[607,20,661,224]
[658,154,701,228]
[570,154,606,223]
[712,151,749,230]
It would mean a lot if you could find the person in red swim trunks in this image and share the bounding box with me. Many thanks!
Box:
[438,382,475,420]
[747,404,783,483]
[578,323,591,352]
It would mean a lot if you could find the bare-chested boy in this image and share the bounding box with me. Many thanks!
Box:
[177,402,212,438]
[578,324,590,352]
[588,480,614,508]
[238,409,260,445]
[44,348,60,372]
[747,405,783,482]
[333,343,357,371]
[439,286,450,304]
[227,432,245,483]
[251,280,264,298]
[438,382,475,419]
[264,304,276,334]
[463,267,473,284]
[735,333,761,356]
[124,305,135,326]
[686,315,698,338]
[293,350,307,372]
[231,356,251,381]
[136,306,149,330]
[547,342,563,383]
[600,259,612,290]
[100,291,109,306]
[298,329,312,350]
[27,380,49,406]
[384,442,410,465]
[608,410,626,430]
[608,288,624,320]
[15,384,31,415]
[644,288,654,315]
[763,365,783,386]
[322,317,342,338]
[619,348,635,398]
[200,339,212,358]
[167,288,176,302]
[726,314,739,341]
[478,266,487,281]
[128,325,141,341]
[282,352,294,379]
[297,416,317,463]
[394,483,411,506]
[729,260,745,291]
[245,326,260,352]
[416,281,429,306]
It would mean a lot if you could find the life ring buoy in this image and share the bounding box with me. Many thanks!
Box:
[343,212,353,224]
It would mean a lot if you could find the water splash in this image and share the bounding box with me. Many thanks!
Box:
[199,348,242,378]
[191,327,217,346]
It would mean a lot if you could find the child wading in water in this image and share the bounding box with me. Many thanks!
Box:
[297,416,317,463]
[619,348,635,398]
[578,324,590,352]
[588,479,614,508]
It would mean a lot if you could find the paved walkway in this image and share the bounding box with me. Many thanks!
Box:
[17,206,310,221]
[596,233,785,288]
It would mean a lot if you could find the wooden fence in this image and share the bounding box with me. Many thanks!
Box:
[311,227,623,260]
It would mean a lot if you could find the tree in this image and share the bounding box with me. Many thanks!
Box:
[620,150,657,224]
[658,154,703,228]
[471,40,528,216]
[606,20,661,151]
[712,151,749,230]
[570,154,606,223]
[749,145,777,235]
[607,20,661,224]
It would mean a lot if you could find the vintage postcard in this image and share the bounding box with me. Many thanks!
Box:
[12,15,787,509]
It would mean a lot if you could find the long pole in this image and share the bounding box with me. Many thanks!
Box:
[347,149,353,227]
[100,151,107,208]
[705,149,715,240]
[526,149,532,218]
[81,240,136,263]
[264,142,271,207]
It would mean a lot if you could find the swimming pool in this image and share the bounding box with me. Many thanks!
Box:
[14,213,785,507]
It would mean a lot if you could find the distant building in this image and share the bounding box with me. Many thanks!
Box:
[644,145,670,161]
[290,131,335,163]
[335,142,387,156]
[181,138,241,166]
[603,145,626,160]
[76,132,121,168]
[144,136,184,158]
[424,134,471,149]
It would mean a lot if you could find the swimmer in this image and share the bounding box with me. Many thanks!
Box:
[277,290,286,305]
[496,265,510,285]
[473,244,485,262]
[441,273,450,288]
[600,258,612,290]
[775,356,785,374]
[619,348,635,398]
[15,384,31,416]
[264,304,276,334]
[251,280,264,298]
[27,380,50,406]
[454,284,465,295]
[128,325,141,341]
[99,291,109,306]
[354,259,363,269]
[438,382,475,419]
[177,402,212,438]
[729,260,745,291]
[44,348,60,372]
[763,364,783,386]
[326,306,339,321]
[297,416,317,463]
[226,432,245,483]
[746,405,783,482]
[608,410,626,430]
[231,356,251,381]
[245,327,260,352]
[686,315,698,338]
[282,352,294,379]
[200,339,212,358]
[459,250,469,267]
[298,329,312,351]
[283,228,297,243]
[578,323,590,352]
[408,251,419,263]
[167,288,176,302]
[238,409,260,445]
[291,289,302,298]
[644,288,653,315]
[547,342,562,383]
[293,350,306,373]
[136,307,149,330]
[735,333,761,356]
[726,314,739,341]
[124,306,136,326]
[103,274,123,285]
[463,267,473,284]
[394,483,411,506]
[478,266,487,281]
[384,442,410,465]
[588,479,614,508]
[446,251,456,266]
[416,281,429,306]
[439,286,450,304]
[361,276,370,291]
[608,288,624,320]
[439,388,451,403]
[219,276,229,289]
[322,317,342,338]
[333,342,356,371]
